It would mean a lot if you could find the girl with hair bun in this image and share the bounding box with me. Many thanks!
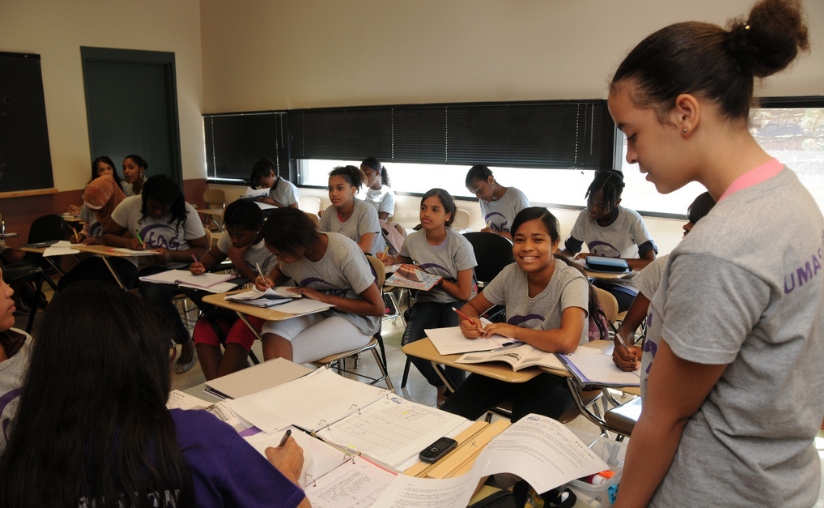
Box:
[318,165,385,255]
[607,1,821,506]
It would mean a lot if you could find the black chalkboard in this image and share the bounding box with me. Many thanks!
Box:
[0,52,54,193]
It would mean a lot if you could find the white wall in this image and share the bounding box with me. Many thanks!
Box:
[0,0,205,192]
[200,0,823,112]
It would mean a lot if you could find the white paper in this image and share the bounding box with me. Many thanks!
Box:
[246,427,348,488]
[43,246,80,257]
[226,368,387,434]
[426,319,517,355]
[384,264,403,273]
[562,352,641,385]
[225,287,301,301]
[373,415,608,508]
[53,240,73,248]
[138,268,234,288]
[308,457,397,508]
[166,390,210,410]
[113,248,159,256]
[178,281,238,294]
[244,187,269,199]
[275,298,333,315]
[317,396,467,467]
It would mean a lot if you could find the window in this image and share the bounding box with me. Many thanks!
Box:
[203,112,291,183]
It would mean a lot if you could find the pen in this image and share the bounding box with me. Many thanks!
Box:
[615,331,631,355]
[191,254,198,264]
[452,307,479,330]
[134,229,144,246]
[278,429,291,447]
[73,229,79,242]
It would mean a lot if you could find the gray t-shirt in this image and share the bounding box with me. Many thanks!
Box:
[216,232,277,276]
[79,204,103,239]
[641,167,824,508]
[268,177,299,207]
[110,195,206,268]
[399,228,478,304]
[633,254,667,300]
[277,233,379,336]
[567,205,653,259]
[0,330,31,454]
[479,187,530,234]
[358,185,396,218]
[483,263,589,345]
[318,198,384,255]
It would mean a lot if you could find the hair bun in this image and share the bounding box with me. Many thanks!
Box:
[726,0,809,78]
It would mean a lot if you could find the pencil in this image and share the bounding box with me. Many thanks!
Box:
[191,254,198,264]
[278,429,291,447]
[134,229,144,246]
[614,331,631,354]
[73,229,79,241]
[452,306,479,330]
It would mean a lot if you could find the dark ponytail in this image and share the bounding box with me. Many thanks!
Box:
[361,157,391,187]
[611,0,809,122]
[329,165,365,192]
[585,170,625,212]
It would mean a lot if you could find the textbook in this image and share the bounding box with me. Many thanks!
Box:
[385,264,443,291]
[456,343,601,372]
[224,287,300,307]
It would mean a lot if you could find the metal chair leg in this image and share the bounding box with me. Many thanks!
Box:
[401,357,411,388]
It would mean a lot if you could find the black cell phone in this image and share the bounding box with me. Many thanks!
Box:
[419,437,458,463]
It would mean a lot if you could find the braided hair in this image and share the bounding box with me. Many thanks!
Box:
[140,175,188,231]
[585,170,625,213]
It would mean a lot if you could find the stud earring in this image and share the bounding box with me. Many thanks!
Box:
[683,128,688,133]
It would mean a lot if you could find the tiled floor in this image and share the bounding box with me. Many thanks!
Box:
[13,286,824,504]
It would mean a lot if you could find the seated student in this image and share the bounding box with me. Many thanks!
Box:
[250,156,300,209]
[465,165,530,240]
[256,207,384,364]
[318,165,384,255]
[0,267,32,454]
[440,207,595,422]
[58,175,137,290]
[0,281,309,508]
[190,199,277,380]
[560,169,657,312]
[358,157,395,221]
[379,189,477,405]
[613,192,716,371]
[68,156,128,215]
[102,175,207,374]
[121,154,148,196]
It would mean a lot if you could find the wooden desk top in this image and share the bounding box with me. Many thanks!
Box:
[22,244,157,257]
[202,289,331,322]
[541,340,641,396]
[402,337,545,383]
[197,208,224,217]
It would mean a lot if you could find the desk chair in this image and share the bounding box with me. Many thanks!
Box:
[202,189,225,231]
[451,208,470,230]
[310,255,394,391]
[299,196,322,215]
[462,232,513,321]
[603,395,641,438]
[304,211,320,228]
[383,223,408,326]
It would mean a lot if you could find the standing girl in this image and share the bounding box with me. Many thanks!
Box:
[465,165,530,240]
[358,157,395,220]
[190,199,277,380]
[103,175,208,374]
[440,207,594,422]
[121,154,148,196]
[256,207,384,364]
[318,165,384,255]
[379,188,477,405]
[560,169,657,311]
[606,1,822,506]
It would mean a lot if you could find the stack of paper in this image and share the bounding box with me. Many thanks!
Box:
[43,240,80,257]
[138,268,235,288]
[426,318,520,355]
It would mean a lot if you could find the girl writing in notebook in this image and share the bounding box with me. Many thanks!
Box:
[0,281,309,508]
[256,207,384,364]
[379,188,477,405]
[103,175,207,374]
[465,165,530,240]
[560,169,657,312]
[250,156,300,209]
[318,165,384,255]
[440,207,596,421]
[190,199,277,380]
[359,157,395,221]
[607,1,823,506]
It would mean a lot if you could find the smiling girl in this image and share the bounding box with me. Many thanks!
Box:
[318,165,384,255]
[606,1,822,506]
[256,207,384,364]
[380,188,478,404]
[440,207,597,421]
[121,154,148,196]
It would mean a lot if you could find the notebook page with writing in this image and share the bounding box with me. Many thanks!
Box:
[308,456,397,508]
[317,396,467,468]
[226,368,387,434]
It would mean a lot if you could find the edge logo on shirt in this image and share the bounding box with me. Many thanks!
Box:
[140,224,182,250]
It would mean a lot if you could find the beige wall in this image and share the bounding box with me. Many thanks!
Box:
[0,0,204,193]
[201,0,823,113]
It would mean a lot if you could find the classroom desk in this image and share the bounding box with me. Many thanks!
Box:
[583,269,634,280]
[21,244,153,289]
[197,208,225,232]
[0,232,18,239]
[202,289,332,341]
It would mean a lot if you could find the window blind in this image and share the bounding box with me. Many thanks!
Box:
[204,111,292,182]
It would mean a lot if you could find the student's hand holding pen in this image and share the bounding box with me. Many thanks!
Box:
[255,274,275,291]
[129,237,145,250]
[190,261,206,275]
[264,436,305,487]
[377,252,395,266]
[459,316,485,339]
[613,344,642,371]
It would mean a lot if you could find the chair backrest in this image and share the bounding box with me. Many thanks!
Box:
[366,254,386,288]
[593,287,619,324]
[305,211,320,227]
[462,232,514,285]
[299,196,322,215]
[203,189,225,208]
[203,228,213,249]
[451,208,470,230]
[28,215,68,243]
[393,222,407,239]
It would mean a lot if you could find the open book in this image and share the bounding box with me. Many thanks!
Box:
[225,287,300,308]
[385,264,443,291]
[456,343,601,372]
